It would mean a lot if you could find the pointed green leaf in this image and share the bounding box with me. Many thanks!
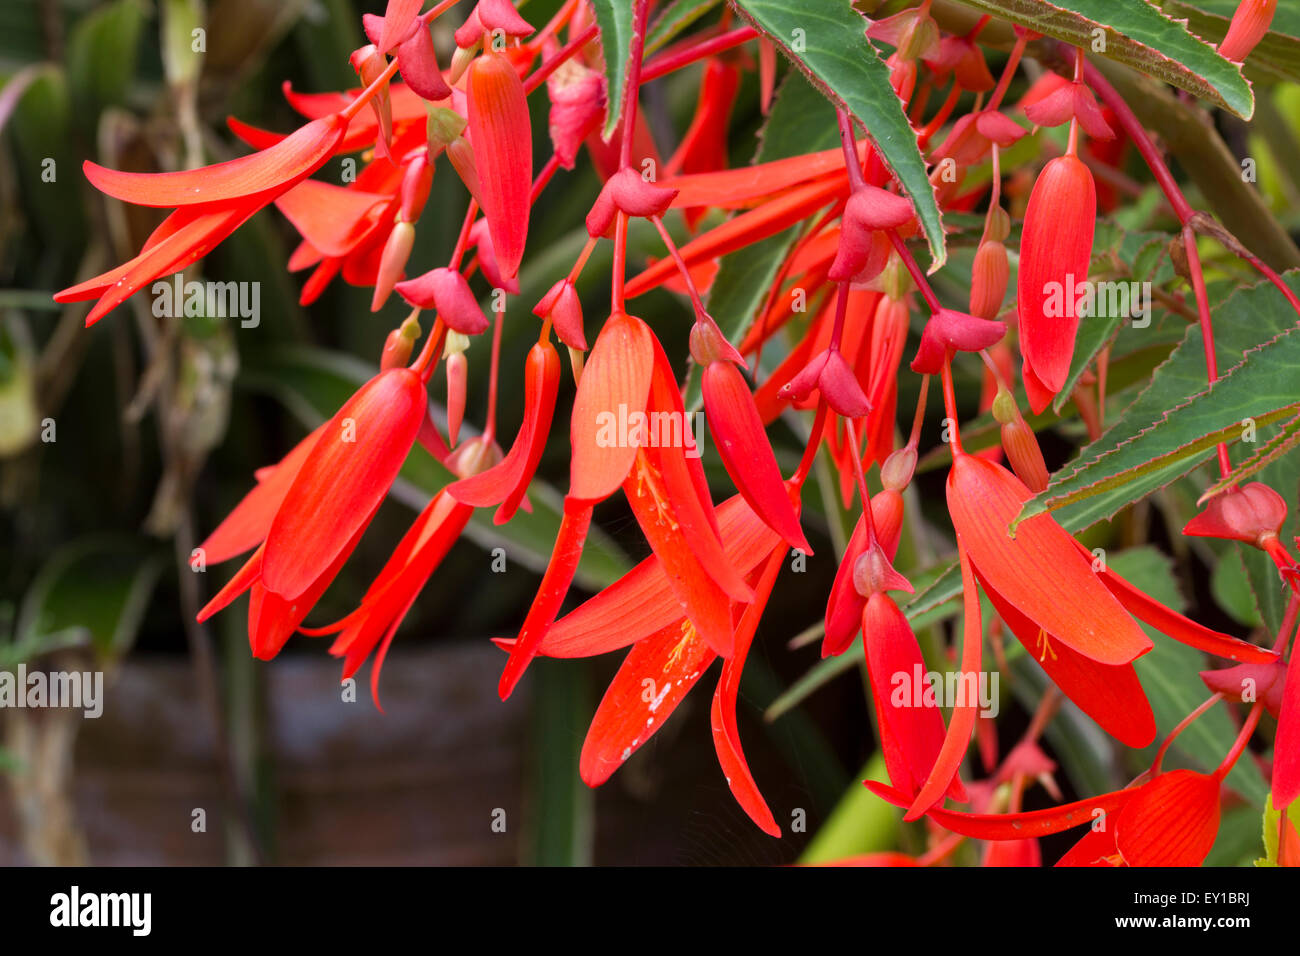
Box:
[948,0,1253,117]
[731,0,947,267]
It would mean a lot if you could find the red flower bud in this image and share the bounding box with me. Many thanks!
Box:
[399,152,434,223]
[467,51,532,279]
[1218,0,1277,63]
[395,266,489,334]
[828,186,916,282]
[910,308,1005,374]
[1017,154,1096,410]
[397,21,452,102]
[779,348,872,419]
[585,168,679,238]
[1183,482,1287,547]
[445,350,467,447]
[535,278,586,350]
[969,238,1009,319]
[372,220,416,311]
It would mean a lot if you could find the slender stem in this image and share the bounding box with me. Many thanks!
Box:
[887,230,942,312]
[618,0,652,171]
[640,26,758,83]
[1181,221,1232,479]
[793,399,830,488]
[939,355,964,456]
[1152,693,1222,774]
[524,22,599,94]
[908,374,930,449]
[651,215,711,324]
[413,318,447,382]
[837,109,867,192]
[845,417,881,548]
[828,279,851,353]
[612,212,628,313]
[485,304,504,443]
[567,235,599,283]
[1214,702,1265,782]
[449,200,479,270]
[986,32,1029,113]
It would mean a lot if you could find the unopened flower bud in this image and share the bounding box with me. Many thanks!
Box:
[399,153,434,222]
[444,332,471,446]
[969,239,1009,319]
[688,319,745,367]
[380,316,421,370]
[1218,0,1276,63]
[372,220,417,311]
[1001,416,1050,494]
[880,447,917,492]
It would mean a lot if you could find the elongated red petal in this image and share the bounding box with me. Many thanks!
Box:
[1055,825,1121,867]
[568,312,655,503]
[467,52,531,279]
[196,544,264,623]
[979,567,1156,748]
[1080,539,1278,664]
[499,499,593,698]
[580,618,716,786]
[377,0,422,53]
[260,368,426,600]
[906,546,982,819]
[863,592,961,801]
[868,779,1134,839]
[1274,653,1300,810]
[200,424,327,564]
[948,454,1152,665]
[1114,770,1220,866]
[85,115,347,207]
[449,341,559,522]
[625,449,740,658]
[823,491,904,657]
[501,493,781,659]
[248,522,367,660]
[625,176,845,299]
[58,203,255,326]
[1016,154,1095,396]
[274,179,391,257]
[711,549,785,836]
[703,361,810,552]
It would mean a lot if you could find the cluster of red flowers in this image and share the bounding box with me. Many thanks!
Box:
[56,0,1299,865]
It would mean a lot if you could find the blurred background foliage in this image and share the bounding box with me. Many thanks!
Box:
[1,0,1298,866]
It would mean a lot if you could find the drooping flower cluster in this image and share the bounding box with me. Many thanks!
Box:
[57,0,1300,865]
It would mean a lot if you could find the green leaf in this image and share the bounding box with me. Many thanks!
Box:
[948,0,1254,117]
[1165,0,1300,86]
[646,0,723,53]
[1021,342,1300,533]
[731,0,947,267]
[1019,273,1300,530]
[526,659,594,865]
[65,0,147,126]
[590,0,636,139]
[1053,227,1174,412]
[1199,410,1300,500]
[238,346,632,592]
[13,538,163,661]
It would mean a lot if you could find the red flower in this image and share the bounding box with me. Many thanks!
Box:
[197,368,427,658]
[466,51,532,280]
[1016,154,1096,412]
[54,112,354,325]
